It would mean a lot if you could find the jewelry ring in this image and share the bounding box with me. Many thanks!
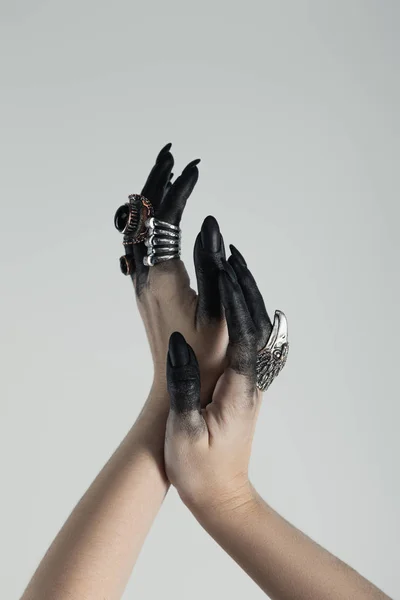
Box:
[114,194,154,245]
[143,217,181,267]
[256,310,289,391]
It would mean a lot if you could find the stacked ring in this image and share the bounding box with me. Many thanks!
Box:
[143,217,181,267]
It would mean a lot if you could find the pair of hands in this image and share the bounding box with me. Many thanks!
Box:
[122,144,276,510]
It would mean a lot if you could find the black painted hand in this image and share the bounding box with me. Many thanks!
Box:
[117,146,228,400]
[117,143,200,295]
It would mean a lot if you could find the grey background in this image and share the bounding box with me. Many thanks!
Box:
[0,1,399,598]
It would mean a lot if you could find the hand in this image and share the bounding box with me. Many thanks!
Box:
[117,144,228,402]
[164,244,275,509]
[164,268,392,600]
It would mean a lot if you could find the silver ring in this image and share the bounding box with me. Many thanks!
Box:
[143,217,181,267]
[256,310,289,391]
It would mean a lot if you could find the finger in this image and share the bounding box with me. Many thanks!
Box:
[157,159,200,226]
[167,332,205,435]
[141,143,174,209]
[228,245,272,350]
[194,216,226,324]
[218,263,257,379]
[124,144,174,289]
[164,172,174,194]
[137,143,174,264]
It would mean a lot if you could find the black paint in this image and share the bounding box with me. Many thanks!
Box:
[167,334,201,415]
[115,143,200,296]
[194,216,226,324]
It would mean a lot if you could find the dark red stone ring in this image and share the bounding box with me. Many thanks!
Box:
[114,194,154,246]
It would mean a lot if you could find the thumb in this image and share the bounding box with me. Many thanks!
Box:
[167,332,205,435]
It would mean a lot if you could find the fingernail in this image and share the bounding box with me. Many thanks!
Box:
[169,332,190,367]
[201,215,221,252]
[182,158,201,173]
[229,244,247,267]
[222,260,238,283]
[156,142,172,162]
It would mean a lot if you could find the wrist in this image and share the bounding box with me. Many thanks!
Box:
[133,386,169,444]
[148,379,168,405]
[181,477,258,519]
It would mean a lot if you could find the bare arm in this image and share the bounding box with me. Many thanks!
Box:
[189,487,391,600]
[22,146,228,599]
[21,391,169,600]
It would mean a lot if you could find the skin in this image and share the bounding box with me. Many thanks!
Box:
[21,144,391,600]
[20,145,230,600]
[165,252,392,600]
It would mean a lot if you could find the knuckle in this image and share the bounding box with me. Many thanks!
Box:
[168,367,201,414]
[167,411,204,440]
[242,328,257,346]
[180,412,207,438]
[228,342,257,376]
[148,262,190,298]
[169,374,200,397]
[232,322,257,350]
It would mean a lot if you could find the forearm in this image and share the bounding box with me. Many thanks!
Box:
[21,389,169,600]
[189,486,391,600]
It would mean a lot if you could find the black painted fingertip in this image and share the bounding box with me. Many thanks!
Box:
[229,244,247,268]
[193,220,226,324]
[167,333,201,415]
[200,216,221,252]
[168,332,190,367]
[119,254,135,276]
[182,158,201,174]
[156,142,172,162]
[142,148,174,208]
